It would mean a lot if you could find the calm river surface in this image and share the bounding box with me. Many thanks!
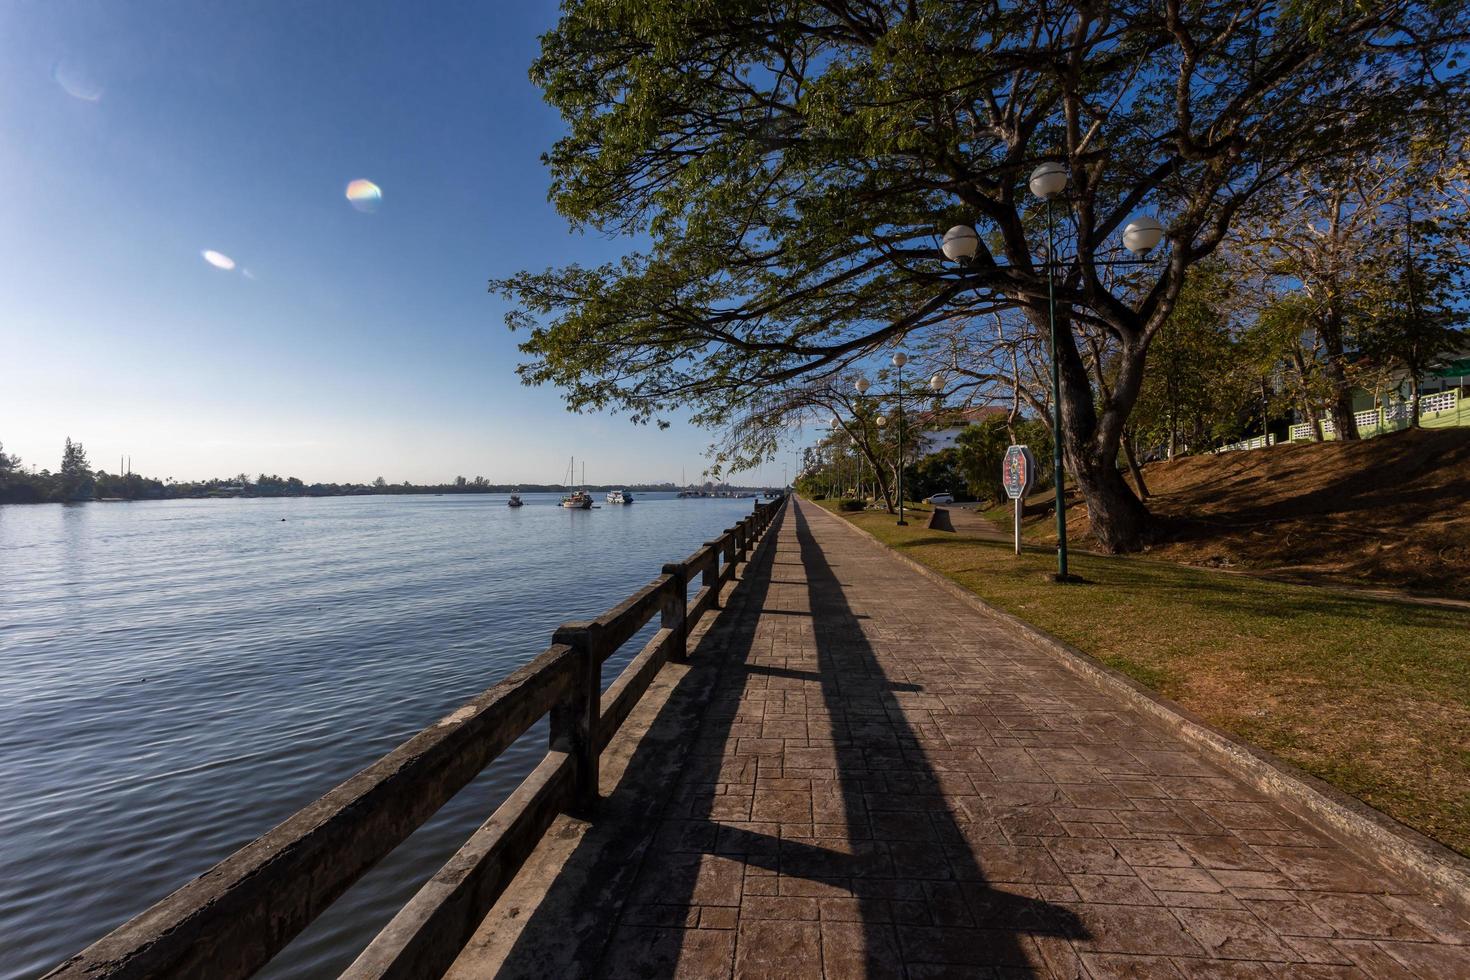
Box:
[0,492,760,978]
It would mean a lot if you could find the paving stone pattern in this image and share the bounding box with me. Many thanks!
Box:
[591,499,1470,978]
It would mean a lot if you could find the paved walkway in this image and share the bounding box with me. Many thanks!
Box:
[930,504,1010,542]
[459,498,1469,978]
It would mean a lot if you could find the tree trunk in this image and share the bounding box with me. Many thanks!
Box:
[1327,389,1359,441]
[1072,447,1150,551]
[1320,314,1360,440]
[1121,430,1149,499]
[871,453,895,511]
[1287,348,1324,442]
[1051,313,1150,553]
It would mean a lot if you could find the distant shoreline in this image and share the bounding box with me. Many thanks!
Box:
[0,486,776,506]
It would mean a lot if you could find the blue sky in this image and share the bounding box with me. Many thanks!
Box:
[0,2,799,486]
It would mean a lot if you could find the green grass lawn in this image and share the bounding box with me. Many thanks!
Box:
[819,500,1470,856]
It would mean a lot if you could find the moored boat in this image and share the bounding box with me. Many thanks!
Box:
[561,489,592,508]
[507,492,524,507]
[606,489,633,504]
[560,457,592,508]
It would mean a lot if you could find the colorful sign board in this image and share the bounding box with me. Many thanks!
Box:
[1002,445,1035,500]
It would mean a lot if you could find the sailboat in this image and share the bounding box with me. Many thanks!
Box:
[560,457,592,509]
[676,465,697,497]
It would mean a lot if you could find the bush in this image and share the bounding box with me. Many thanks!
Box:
[810,492,827,500]
[836,498,865,512]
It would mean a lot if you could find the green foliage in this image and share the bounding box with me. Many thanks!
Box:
[497,0,1465,551]
[955,418,1053,504]
[836,498,865,512]
[1129,263,1265,454]
[1354,219,1469,412]
[904,447,966,504]
[59,437,94,502]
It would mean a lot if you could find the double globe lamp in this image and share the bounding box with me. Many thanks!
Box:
[939,163,1164,579]
[850,355,944,526]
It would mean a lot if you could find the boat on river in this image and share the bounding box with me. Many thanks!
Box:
[606,489,633,504]
[507,492,524,507]
[560,457,593,509]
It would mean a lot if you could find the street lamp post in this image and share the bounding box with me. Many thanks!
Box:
[856,362,919,526]
[829,415,842,498]
[892,352,909,525]
[1030,162,1070,579]
[875,413,889,510]
[943,165,1164,582]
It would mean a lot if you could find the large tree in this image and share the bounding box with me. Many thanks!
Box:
[59,437,93,502]
[497,0,1466,551]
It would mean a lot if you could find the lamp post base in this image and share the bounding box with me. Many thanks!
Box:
[1049,572,1086,584]
[896,520,909,527]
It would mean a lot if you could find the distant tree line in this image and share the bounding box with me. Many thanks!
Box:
[0,439,752,504]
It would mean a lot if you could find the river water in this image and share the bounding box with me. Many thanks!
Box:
[0,492,760,978]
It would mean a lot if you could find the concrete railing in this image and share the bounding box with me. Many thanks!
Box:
[45,495,787,980]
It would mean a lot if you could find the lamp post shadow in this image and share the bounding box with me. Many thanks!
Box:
[490,502,1087,978]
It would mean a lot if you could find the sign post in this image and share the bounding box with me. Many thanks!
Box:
[1002,445,1036,556]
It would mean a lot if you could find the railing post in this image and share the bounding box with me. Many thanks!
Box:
[549,622,601,815]
[702,542,722,609]
[722,531,736,574]
[660,564,688,662]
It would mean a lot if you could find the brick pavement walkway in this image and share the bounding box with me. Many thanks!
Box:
[474,497,1470,978]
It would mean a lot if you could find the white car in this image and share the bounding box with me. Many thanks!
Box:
[926,492,955,504]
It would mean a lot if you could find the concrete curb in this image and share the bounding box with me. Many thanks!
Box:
[804,498,1470,917]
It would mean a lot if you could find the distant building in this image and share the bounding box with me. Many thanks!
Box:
[913,406,1009,454]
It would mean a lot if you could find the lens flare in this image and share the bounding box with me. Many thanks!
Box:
[345,179,382,213]
[52,60,103,102]
[202,250,236,271]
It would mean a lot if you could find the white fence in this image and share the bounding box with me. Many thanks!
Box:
[1217,434,1276,454]
[1421,390,1457,414]
[1289,418,1332,441]
[1287,390,1462,442]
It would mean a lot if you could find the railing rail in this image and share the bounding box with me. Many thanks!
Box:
[46,495,788,980]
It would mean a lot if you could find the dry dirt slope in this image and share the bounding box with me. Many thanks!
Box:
[1087,428,1470,597]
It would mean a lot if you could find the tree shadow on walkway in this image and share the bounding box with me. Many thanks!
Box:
[492,502,1085,977]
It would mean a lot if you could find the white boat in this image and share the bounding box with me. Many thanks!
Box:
[606,489,633,504]
[507,492,524,507]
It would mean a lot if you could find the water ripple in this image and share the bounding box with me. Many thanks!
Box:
[0,493,756,978]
